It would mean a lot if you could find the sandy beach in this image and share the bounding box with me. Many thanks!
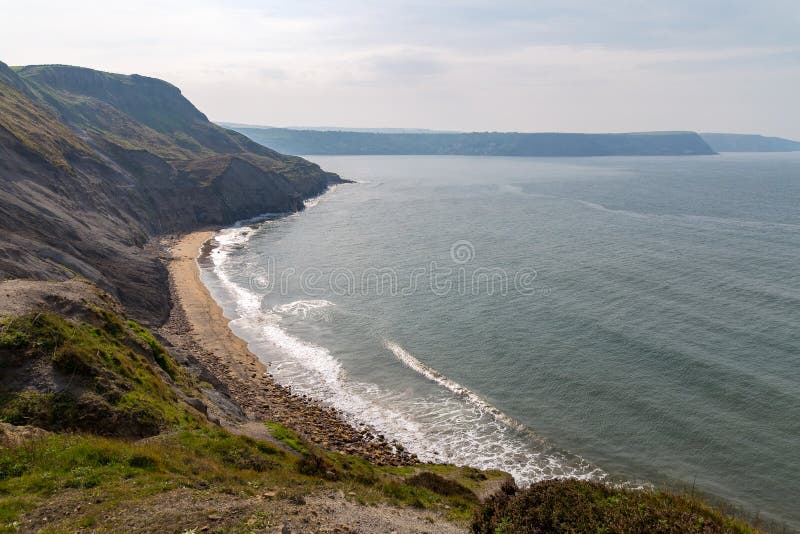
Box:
[163,231,415,465]
[169,231,265,376]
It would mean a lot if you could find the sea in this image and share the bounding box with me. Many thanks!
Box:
[198,153,800,528]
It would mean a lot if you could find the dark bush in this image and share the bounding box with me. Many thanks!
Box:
[406,472,477,500]
[128,454,158,469]
[0,391,167,437]
[296,452,338,480]
[472,479,754,534]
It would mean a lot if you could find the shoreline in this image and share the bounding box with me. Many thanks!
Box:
[162,230,417,466]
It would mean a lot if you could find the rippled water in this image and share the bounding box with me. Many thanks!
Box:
[199,153,800,527]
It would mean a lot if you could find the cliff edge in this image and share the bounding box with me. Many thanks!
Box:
[0,61,345,322]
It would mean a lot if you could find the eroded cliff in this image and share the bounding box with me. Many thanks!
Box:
[0,62,345,322]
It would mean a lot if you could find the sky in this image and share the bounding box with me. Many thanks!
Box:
[2,0,799,138]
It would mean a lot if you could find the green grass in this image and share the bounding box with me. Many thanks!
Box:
[0,429,290,532]
[0,302,499,529]
[0,75,91,170]
[0,423,506,532]
[264,421,309,454]
[126,319,189,387]
[0,311,199,436]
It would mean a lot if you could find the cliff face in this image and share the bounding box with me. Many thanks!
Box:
[0,62,344,322]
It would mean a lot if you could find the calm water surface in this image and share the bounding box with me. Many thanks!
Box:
[201,153,800,527]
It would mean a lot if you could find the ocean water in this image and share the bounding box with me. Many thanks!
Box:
[199,153,800,527]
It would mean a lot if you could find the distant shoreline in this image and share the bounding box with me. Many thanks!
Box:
[228,127,716,157]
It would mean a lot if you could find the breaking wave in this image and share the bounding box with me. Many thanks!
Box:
[201,201,607,485]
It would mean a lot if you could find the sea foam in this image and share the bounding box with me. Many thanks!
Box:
[205,215,606,486]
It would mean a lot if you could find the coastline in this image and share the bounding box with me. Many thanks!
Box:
[162,230,416,466]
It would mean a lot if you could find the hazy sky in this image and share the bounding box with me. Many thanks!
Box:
[2,0,799,137]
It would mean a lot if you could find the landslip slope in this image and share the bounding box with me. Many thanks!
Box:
[0,61,344,323]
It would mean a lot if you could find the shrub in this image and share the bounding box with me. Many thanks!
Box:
[382,480,426,508]
[177,428,282,473]
[296,452,337,480]
[472,479,756,534]
[127,454,158,469]
[406,472,476,500]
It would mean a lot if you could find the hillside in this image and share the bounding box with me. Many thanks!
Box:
[0,278,509,533]
[0,278,759,533]
[0,62,345,322]
[700,133,800,152]
[0,62,766,533]
[230,127,716,156]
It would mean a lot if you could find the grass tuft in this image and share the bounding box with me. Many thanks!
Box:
[264,421,309,454]
[406,472,477,499]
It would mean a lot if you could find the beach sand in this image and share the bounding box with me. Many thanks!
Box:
[169,231,264,375]
[163,231,415,465]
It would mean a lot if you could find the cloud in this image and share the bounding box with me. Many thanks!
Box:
[358,51,448,84]
[1,0,798,137]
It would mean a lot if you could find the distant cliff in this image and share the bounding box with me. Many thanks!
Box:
[700,133,800,152]
[230,127,716,157]
[0,62,345,322]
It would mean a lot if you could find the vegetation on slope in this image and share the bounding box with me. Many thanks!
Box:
[0,66,92,170]
[472,478,757,534]
[0,311,200,437]
[13,63,342,191]
[0,302,509,531]
[0,421,507,532]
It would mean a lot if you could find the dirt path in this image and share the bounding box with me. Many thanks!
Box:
[19,486,466,533]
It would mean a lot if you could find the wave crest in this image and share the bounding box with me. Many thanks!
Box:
[385,340,527,432]
[273,299,335,321]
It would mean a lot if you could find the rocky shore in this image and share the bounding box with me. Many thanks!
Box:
[160,231,417,466]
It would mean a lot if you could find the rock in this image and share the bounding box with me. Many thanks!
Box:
[0,423,50,448]
[184,397,208,415]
